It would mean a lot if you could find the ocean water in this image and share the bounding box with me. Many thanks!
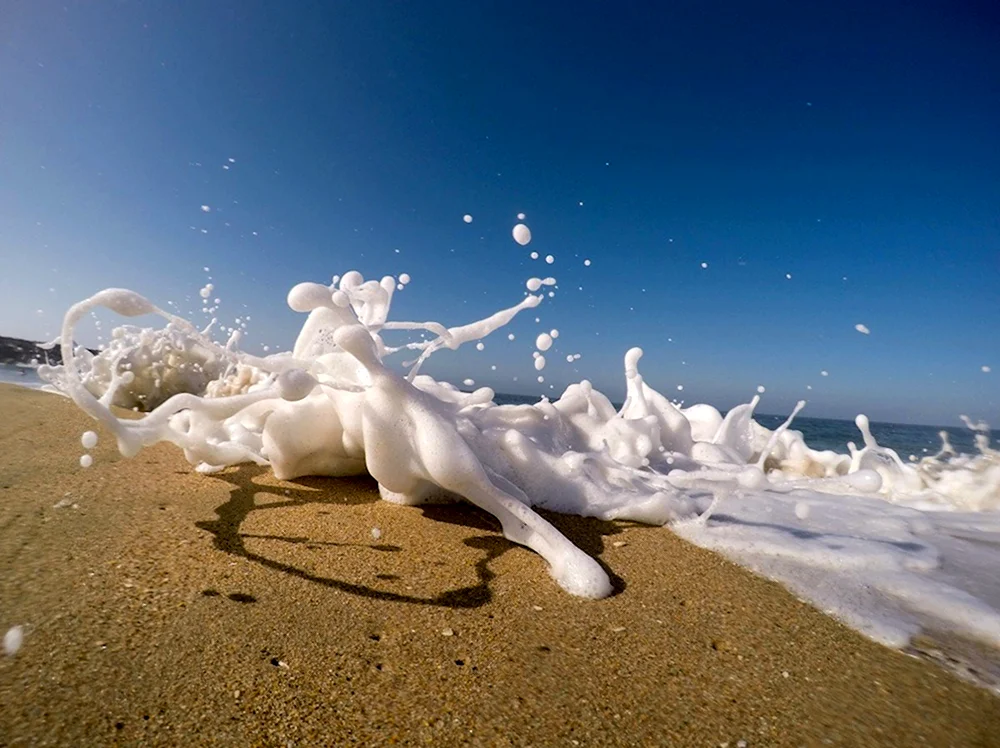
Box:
[0,364,42,389]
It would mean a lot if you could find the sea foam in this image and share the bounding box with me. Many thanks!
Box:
[40,267,1000,682]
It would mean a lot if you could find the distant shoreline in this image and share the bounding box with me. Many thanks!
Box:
[0,335,63,367]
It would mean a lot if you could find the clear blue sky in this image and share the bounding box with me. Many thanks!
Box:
[1,1,997,426]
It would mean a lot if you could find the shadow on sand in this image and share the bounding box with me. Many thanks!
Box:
[196,465,627,609]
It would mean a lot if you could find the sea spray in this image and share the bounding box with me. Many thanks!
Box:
[40,267,1000,673]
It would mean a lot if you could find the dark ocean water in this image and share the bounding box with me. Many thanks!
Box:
[1,367,989,459]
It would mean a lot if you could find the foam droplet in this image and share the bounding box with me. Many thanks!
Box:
[513,224,532,246]
[80,454,93,468]
[855,323,870,335]
[81,431,98,449]
[463,214,473,224]
[3,626,23,656]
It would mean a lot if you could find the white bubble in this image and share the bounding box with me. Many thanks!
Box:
[513,223,532,246]
[583,259,591,267]
[3,626,23,656]
[463,378,475,387]
[476,342,485,351]
[526,278,543,292]
[80,454,93,468]
[795,502,810,520]
[200,205,211,212]
[545,255,554,264]
[463,214,473,224]
[550,329,559,338]
[855,323,870,335]
[534,356,546,371]
[537,375,544,383]
[536,333,553,352]
[507,333,515,341]
[984,365,992,373]
[700,262,708,269]
[399,273,411,285]
[517,212,525,220]
[81,431,98,449]
[785,273,792,280]
[677,385,684,391]
[757,385,766,393]
[820,370,829,377]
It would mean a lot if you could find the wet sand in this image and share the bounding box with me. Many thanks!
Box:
[1,383,997,746]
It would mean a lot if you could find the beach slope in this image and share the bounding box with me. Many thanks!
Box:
[0,384,997,746]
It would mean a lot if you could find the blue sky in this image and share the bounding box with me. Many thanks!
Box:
[1,1,997,426]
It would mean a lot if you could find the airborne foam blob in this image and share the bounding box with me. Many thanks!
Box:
[512,224,532,246]
[855,323,871,335]
[535,333,553,351]
[81,431,98,449]
[463,214,473,224]
[984,366,993,373]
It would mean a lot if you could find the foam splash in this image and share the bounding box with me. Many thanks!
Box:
[41,270,1000,672]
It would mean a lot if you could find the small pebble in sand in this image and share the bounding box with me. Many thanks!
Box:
[612,541,628,548]
[611,626,626,633]
[371,527,382,540]
[441,627,454,637]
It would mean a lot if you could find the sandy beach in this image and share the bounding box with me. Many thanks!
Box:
[0,383,997,746]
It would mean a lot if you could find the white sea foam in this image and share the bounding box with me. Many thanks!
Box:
[3,625,23,656]
[41,265,1000,680]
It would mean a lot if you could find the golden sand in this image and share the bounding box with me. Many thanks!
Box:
[0,384,997,746]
